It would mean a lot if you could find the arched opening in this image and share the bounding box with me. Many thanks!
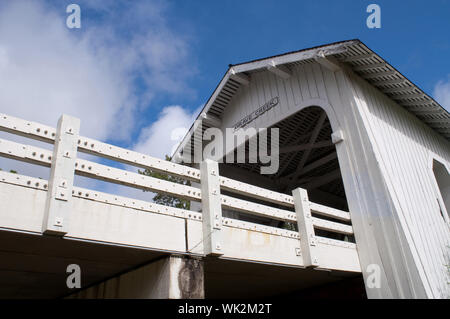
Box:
[272,106,346,210]
[219,105,351,240]
[432,158,450,221]
[209,105,364,298]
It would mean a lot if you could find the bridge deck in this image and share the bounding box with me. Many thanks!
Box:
[0,174,360,271]
[0,113,361,298]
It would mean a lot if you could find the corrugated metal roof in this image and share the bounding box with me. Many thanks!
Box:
[174,39,449,160]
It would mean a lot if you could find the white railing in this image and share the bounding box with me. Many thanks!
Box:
[0,113,355,268]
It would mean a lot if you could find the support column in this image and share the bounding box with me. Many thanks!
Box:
[292,187,319,267]
[42,114,80,235]
[67,256,205,299]
[200,159,223,256]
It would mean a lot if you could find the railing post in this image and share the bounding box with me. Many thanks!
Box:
[200,159,223,256]
[292,187,319,267]
[42,115,80,236]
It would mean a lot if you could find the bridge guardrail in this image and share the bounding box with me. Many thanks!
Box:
[0,113,356,269]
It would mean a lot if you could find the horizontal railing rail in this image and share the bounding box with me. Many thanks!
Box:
[0,113,355,269]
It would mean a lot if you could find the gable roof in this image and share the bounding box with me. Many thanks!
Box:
[174,39,450,161]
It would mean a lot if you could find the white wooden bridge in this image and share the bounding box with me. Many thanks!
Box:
[0,112,361,298]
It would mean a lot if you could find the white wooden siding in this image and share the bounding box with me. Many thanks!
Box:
[349,74,450,298]
[216,60,450,298]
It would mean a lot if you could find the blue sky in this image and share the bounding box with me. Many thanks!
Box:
[0,0,449,195]
[81,0,450,148]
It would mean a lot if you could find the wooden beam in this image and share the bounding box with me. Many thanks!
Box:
[300,169,341,190]
[279,140,333,154]
[314,52,341,72]
[392,93,426,100]
[362,70,396,79]
[230,69,250,86]
[200,112,222,127]
[353,63,387,71]
[412,108,445,114]
[381,86,414,94]
[287,112,327,190]
[275,124,314,177]
[371,78,406,86]
[308,189,347,208]
[281,152,337,184]
[343,53,374,63]
[424,118,450,124]
[401,100,435,107]
[267,61,292,79]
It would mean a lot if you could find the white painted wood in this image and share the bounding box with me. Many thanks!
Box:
[200,159,223,256]
[230,69,250,86]
[42,115,79,235]
[347,70,450,298]
[267,61,292,79]
[200,112,222,127]
[0,181,187,253]
[0,168,359,271]
[314,52,341,72]
[195,56,449,298]
[309,202,351,221]
[292,188,319,267]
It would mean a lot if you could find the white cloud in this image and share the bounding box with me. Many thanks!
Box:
[0,0,195,141]
[433,77,450,112]
[133,105,201,160]
[0,1,129,141]
[0,0,198,197]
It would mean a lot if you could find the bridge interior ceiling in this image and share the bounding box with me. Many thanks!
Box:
[222,107,347,211]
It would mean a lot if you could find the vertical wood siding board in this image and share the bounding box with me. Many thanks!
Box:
[366,82,438,297]
[293,66,304,102]
[291,66,303,105]
[277,73,291,115]
[347,74,413,298]
[349,73,432,297]
[404,100,450,160]
[265,73,274,124]
[383,86,449,257]
[305,63,319,99]
[249,75,260,127]
[386,90,447,260]
[239,87,250,127]
[381,90,449,296]
[266,73,277,124]
[298,65,311,100]
[263,73,274,127]
[235,89,245,122]
[254,74,266,128]
[394,101,449,298]
[358,76,434,298]
[368,82,428,269]
[283,69,296,112]
[271,73,283,121]
[408,129,450,297]
[253,74,264,128]
[234,87,244,123]
[312,63,328,101]
[287,67,298,107]
[253,73,265,127]
[342,70,428,297]
[319,66,343,130]
[331,70,393,298]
